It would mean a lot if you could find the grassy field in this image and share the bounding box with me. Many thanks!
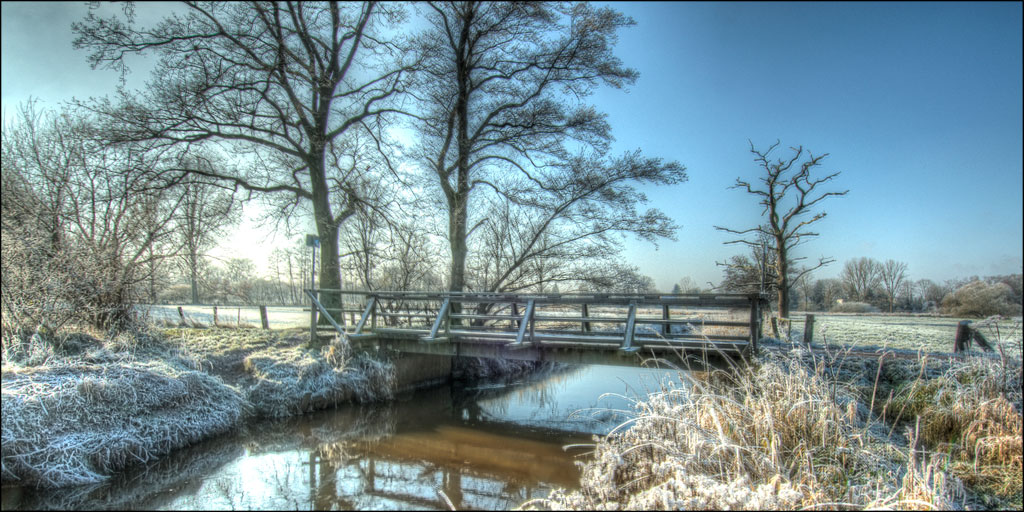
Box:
[784,313,1023,359]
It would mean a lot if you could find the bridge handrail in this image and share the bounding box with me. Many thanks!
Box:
[308,289,764,306]
[307,288,769,353]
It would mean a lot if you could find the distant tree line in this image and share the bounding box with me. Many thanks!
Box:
[713,254,1022,318]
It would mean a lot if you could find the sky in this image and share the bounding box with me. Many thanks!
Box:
[2,1,1022,291]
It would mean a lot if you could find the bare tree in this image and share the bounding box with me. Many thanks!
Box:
[840,257,881,303]
[716,227,778,294]
[72,2,417,342]
[676,276,702,294]
[176,167,238,304]
[715,141,848,319]
[818,278,846,310]
[878,259,908,313]
[465,153,684,297]
[411,2,682,296]
[717,254,763,294]
[797,274,816,311]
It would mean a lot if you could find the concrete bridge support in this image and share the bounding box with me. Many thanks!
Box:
[390,352,454,392]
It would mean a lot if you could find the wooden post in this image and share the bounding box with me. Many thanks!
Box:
[662,304,670,336]
[213,306,218,326]
[582,303,591,333]
[529,302,535,343]
[620,302,638,352]
[770,316,780,339]
[802,314,815,345]
[259,305,269,329]
[753,296,761,352]
[758,299,767,341]
[954,320,972,353]
[177,306,186,324]
[972,327,995,352]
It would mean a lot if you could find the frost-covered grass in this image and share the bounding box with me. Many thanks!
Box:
[522,344,1023,511]
[787,313,1023,359]
[1,326,395,488]
[1,332,246,488]
[242,343,395,418]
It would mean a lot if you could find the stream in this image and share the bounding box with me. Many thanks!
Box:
[2,364,686,510]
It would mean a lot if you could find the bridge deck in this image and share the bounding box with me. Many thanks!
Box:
[307,290,768,369]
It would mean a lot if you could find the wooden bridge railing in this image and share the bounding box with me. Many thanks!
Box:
[308,290,769,357]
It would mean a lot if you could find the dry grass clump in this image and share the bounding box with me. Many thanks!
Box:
[880,356,1023,508]
[522,347,967,511]
[1,359,245,487]
[242,336,395,418]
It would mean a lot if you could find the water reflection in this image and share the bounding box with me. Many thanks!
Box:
[3,364,685,510]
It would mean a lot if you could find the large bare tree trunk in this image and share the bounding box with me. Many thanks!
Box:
[309,155,344,340]
[776,238,790,319]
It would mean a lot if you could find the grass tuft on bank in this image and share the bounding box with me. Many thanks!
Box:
[1,326,396,488]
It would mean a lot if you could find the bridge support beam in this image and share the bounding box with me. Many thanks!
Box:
[372,337,734,372]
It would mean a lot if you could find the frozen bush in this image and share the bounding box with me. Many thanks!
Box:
[941,280,1019,318]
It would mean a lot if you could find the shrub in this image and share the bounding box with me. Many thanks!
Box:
[942,281,1019,318]
[830,301,879,313]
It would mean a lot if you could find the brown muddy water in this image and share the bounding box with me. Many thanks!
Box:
[2,364,685,510]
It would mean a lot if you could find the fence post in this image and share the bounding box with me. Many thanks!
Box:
[259,305,269,329]
[802,314,815,345]
[582,303,591,333]
[177,306,186,325]
[748,297,760,352]
[213,306,218,326]
[954,320,972,353]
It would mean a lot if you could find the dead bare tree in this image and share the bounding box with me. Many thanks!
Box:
[72,2,418,343]
[715,141,848,319]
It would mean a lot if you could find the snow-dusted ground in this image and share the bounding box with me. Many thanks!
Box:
[142,305,1023,359]
[143,305,312,329]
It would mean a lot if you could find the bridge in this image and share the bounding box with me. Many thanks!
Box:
[306,289,769,370]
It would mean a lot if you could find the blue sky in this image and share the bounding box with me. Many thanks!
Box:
[2,2,1021,290]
